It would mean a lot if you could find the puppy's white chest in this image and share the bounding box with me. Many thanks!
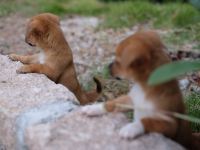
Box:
[39,52,45,64]
[128,84,155,121]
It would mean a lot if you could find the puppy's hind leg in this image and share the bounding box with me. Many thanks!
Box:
[119,117,177,139]
[141,117,177,138]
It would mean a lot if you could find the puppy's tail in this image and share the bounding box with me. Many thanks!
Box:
[85,77,102,103]
[93,76,102,93]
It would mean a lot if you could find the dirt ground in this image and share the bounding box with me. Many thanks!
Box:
[0,14,135,82]
[0,13,199,95]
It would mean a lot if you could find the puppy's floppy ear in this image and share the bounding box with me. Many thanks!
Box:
[44,13,60,25]
[31,22,47,37]
[129,53,150,70]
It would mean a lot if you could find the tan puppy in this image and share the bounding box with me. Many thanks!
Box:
[81,31,199,149]
[9,13,101,105]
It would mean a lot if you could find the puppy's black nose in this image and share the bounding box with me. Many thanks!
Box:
[115,77,121,80]
[28,42,34,46]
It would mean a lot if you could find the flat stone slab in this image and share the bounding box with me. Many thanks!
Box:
[25,111,185,150]
[0,55,78,150]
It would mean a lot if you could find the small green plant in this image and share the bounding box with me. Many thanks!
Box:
[185,92,200,132]
[0,1,16,17]
[148,60,200,85]
[162,23,200,52]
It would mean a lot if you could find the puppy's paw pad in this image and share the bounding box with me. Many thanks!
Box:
[81,104,106,116]
[8,54,19,61]
[119,122,144,139]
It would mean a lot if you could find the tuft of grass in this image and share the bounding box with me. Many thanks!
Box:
[0,1,16,17]
[100,1,200,29]
[185,92,200,132]
[12,0,107,17]
[172,3,200,27]
[14,0,68,16]
[162,23,200,51]
[41,3,66,15]
[63,0,108,16]
[102,1,159,28]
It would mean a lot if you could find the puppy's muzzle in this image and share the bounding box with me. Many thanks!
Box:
[25,37,36,47]
[28,42,35,46]
[109,62,121,80]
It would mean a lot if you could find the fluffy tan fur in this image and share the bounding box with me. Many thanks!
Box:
[9,13,101,105]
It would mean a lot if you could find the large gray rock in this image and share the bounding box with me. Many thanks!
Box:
[0,54,186,150]
[25,111,186,150]
[0,55,78,150]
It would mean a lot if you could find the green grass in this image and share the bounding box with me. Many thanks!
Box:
[14,0,68,15]
[103,1,200,29]
[0,1,16,17]
[12,0,107,16]
[185,92,200,132]
[2,0,199,28]
[63,0,107,16]
[1,0,199,48]
[162,23,200,51]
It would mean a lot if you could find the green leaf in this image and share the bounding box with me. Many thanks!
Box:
[148,60,200,85]
[172,112,200,124]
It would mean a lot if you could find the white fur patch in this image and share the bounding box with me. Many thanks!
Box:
[128,84,155,121]
[81,103,106,116]
[39,52,45,64]
[119,121,144,139]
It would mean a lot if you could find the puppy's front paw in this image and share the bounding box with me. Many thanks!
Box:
[119,122,144,139]
[8,54,20,61]
[81,103,106,116]
[16,66,31,74]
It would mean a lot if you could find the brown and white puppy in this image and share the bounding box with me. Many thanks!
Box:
[9,13,101,105]
[81,31,199,149]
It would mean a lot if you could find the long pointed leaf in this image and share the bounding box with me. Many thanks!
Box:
[172,112,200,124]
[148,60,200,85]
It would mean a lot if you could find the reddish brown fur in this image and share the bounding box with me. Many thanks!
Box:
[9,13,101,105]
[105,31,199,150]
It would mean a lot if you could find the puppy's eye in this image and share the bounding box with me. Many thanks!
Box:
[33,28,42,36]
[129,57,145,68]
